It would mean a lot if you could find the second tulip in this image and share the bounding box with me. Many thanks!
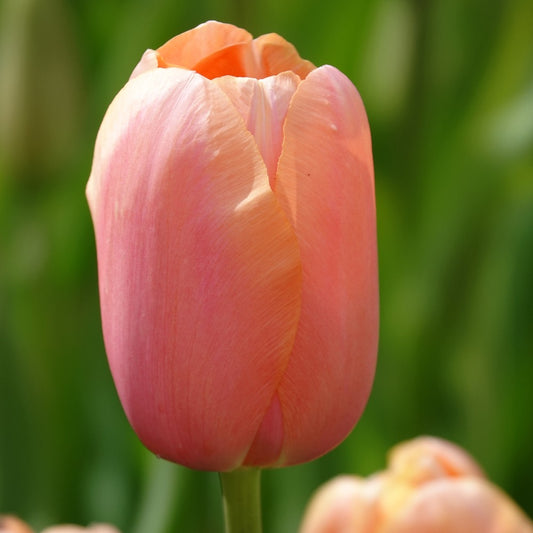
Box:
[87,21,379,472]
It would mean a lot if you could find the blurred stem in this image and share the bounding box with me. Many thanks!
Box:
[219,468,262,533]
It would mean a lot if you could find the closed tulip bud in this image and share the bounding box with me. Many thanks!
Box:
[300,437,533,533]
[87,21,378,471]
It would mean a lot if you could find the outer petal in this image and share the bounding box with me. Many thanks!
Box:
[274,65,379,465]
[299,475,381,533]
[87,68,302,471]
[130,49,159,79]
[211,71,300,465]
[156,21,252,69]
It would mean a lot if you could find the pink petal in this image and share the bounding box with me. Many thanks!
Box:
[300,476,381,533]
[87,68,302,471]
[130,49,159,79]
[0,516,34,533]
[213,72,300,186]
[243,393,284,466]
[274,65,379,465]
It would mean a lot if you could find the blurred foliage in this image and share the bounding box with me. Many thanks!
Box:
[1,0,532,531]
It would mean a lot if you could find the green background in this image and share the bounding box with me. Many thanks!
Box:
[1,0,532,531]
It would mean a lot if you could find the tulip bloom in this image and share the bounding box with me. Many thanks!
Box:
[300,436,533,533]
[87,21,378,472]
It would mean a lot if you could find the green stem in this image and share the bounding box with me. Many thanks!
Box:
[219,468,262,533]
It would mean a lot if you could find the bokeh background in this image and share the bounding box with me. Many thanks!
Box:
[1,0,532,531]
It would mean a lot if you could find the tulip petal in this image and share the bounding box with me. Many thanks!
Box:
[0,516,34,533]
[156,21,252,70]
[253,34,315,79]
[130,49,159,79]
[191,32,315,80]
[87,67,302,471]
[389,478,533,533]
[213,72,300,186]
[191,42,262,79]
[274,65,379,465]
[300,476,381,533]
[243,393,284,466]
[388,436,485,484]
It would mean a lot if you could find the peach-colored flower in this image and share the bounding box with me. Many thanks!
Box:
[87,21,378,471]
[300,437,533,533]
[0,516,33,533]
[0,517,120,533]
[40,524,120,533]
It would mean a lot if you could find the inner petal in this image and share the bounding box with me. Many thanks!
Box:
[192,43,262,79]
[213,72,300,188]
[253,33,316,79]
[156,21,252,69]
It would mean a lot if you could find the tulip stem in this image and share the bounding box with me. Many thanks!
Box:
[219,468,262,533]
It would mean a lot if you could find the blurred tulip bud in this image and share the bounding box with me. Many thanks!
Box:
[300,436,533,533]
[41,524,120,533]
[87,20,378,471]
[0,516,33,533]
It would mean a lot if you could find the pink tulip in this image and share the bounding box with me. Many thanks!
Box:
[300,436,533,533]
[87,21,378,471]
